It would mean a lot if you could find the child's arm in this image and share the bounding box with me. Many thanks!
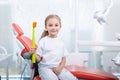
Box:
[29,48,42,62]
[53,56,66,75]
[59,57,66,69]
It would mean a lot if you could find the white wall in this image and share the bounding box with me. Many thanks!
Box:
[105,1,120,41]
[0,1,14,54]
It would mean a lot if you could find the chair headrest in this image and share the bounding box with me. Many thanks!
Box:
[12,23,24,36]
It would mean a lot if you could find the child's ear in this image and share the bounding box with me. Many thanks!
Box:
[45,26,48,31]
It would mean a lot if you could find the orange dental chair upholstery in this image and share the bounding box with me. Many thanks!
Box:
[12,23,119,80]
[65,65,118,80]
[12,23,34,59]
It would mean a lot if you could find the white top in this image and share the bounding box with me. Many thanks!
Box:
[36,36,68,68]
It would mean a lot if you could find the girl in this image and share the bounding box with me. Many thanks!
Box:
[31,14,78,80]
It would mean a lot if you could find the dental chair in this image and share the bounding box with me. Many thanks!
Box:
[12,23,40,80]
[12,23,119,80]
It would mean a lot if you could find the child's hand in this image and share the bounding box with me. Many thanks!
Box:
[52,66,62,75]
[29,48,36,54]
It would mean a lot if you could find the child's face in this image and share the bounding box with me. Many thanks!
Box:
[45,18,61,37]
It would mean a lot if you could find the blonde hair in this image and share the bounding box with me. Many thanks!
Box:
[40,14,61,39]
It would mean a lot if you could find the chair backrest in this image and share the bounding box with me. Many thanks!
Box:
[12,23,24,36]
[12,23,33,57]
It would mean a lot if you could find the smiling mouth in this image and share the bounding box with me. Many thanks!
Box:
[51,30,57,32]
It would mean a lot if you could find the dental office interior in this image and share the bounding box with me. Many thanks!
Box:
[1,0,120,80]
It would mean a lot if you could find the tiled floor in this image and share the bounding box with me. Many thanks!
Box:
[0,76,30,80]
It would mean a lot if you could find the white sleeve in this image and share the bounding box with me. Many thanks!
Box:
[63,44,69,57]
[36,40,44,57]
